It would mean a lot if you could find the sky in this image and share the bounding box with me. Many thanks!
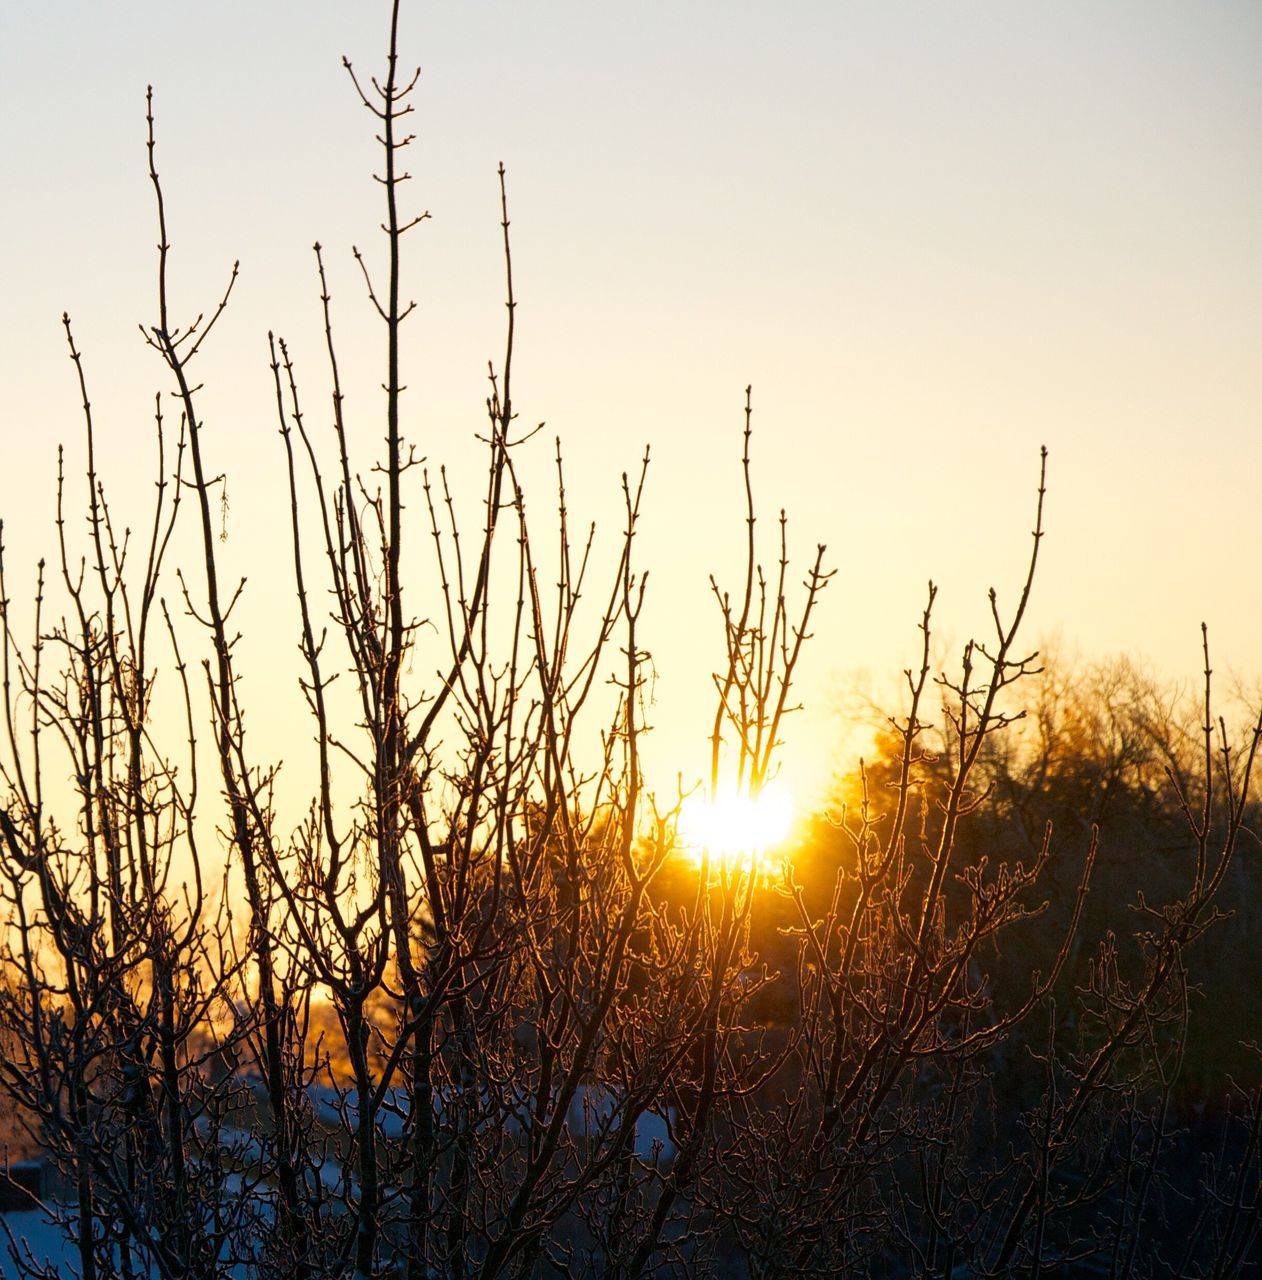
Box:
[1,1,1260,813]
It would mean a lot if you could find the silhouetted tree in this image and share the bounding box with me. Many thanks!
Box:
[1,3,1259,1278]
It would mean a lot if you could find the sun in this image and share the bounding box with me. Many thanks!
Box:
[677,780,795,872]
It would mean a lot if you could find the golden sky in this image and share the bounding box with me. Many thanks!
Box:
[1,1,1259,810]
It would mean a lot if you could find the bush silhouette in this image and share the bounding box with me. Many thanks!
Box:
[0,4,1259,1277]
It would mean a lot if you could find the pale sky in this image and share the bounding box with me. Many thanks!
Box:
[2,2,1260,810]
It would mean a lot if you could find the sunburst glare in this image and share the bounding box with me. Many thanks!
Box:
[677,780,795,871]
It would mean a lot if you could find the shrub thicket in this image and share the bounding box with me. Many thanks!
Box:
[1,5,1258,1277]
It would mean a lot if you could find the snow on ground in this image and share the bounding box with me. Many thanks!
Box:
[310,1082,676,1163]
[1,1209,77,1277]
[1,1209,253,1279]
[0,1085,676,1277]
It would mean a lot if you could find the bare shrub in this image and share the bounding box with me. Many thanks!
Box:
[1,4,1259,1278]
